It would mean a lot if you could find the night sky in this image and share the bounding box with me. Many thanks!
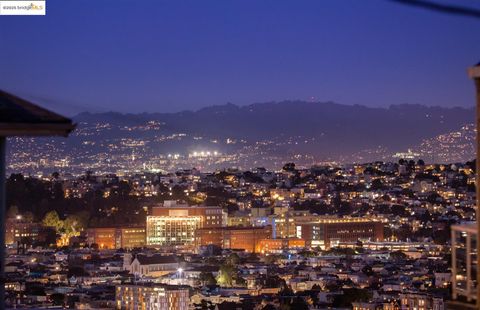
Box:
[1,0,480,115]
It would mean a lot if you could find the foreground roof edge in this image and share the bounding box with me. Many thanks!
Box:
[0,89,76,137]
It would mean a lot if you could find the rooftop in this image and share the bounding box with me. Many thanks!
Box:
[135,254,178,265]
[0,89,75,136]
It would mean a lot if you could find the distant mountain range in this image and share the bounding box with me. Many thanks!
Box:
[7,101,476,174]
[73,101,474,156]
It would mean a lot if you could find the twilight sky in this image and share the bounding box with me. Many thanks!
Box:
[0,0,480,115]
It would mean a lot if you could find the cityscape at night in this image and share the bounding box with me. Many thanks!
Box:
[1,1,480,309]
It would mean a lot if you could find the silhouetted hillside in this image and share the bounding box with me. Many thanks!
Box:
[74,101,474,156]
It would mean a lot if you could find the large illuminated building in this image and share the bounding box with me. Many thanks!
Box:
[250,209,318,239]
[6,217,56,246]
[86,226,146,249]
[195,225,272,253]
[296,218,384,249]
[86,227,116,249]
[115,284,189,310]
[146,201,225,247]
[257,238,306,254]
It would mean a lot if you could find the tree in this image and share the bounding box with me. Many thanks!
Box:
[63,216,80,237]
[289,297,309,310]
[226,253,241,265]
[390,251,407,261]
[199,272,217,286]
[371,179,384,190]
[332,288,372,308]
[68,266,86,277]
[283,163,296,172]
[112,180,131,197]
[42,211,63,232]
[216,264,236,287]
[264,254,282,265]
[50,293,65,306]
[264,275,286,288]
[278,287,307,310]
[235,276,247,287]
[362,265,375,277]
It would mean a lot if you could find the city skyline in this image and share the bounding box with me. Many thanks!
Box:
[1,1,480,309]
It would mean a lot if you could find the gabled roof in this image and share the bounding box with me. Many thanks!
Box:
[135,254,178,265]
[0,89,75,136]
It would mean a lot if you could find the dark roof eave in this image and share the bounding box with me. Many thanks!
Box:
[0,122,76,137]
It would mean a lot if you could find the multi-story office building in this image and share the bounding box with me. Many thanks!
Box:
[256,238,305,254]
[146,215,201,247]
[115,284,189,310]
[195,226,272,253]
[297,217,384,249]
[146,201,224,247]
[251,210,321,239]
[119,227,147,249]
[451,222,477,303]
[269,214,297,239]
[227,212,251,227]
[86,226,145,249]
[86,227,116,249]
[6,218,55,246]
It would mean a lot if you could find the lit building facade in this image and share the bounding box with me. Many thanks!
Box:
[399,293,444,310]
[6,218,55,246]
[257,238,305,254]
[86,227,146,249]
[146,202,224,247]
[227,214,251,227]
[119,227,146,249]
[147,216,202,247]
[270,215,296,239]
[251,210,317,239]
[115,285,189,310]
[451,222,477,303]
[86,227,116,249]
[297,218,384,249]
[195,226,272,253]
